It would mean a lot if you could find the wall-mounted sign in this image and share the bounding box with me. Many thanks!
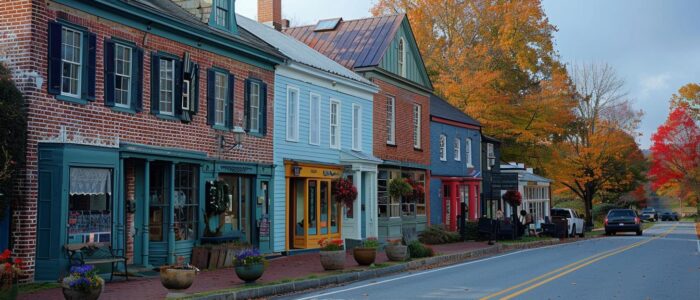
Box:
[490,173,518,198]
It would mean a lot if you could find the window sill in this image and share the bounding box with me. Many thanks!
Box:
[56,94,88,105]
[414,147,423,152]
[467,164,474,168]
[248,131,265,138]
[386,142,397,147]
[212,125,230,132]
[154,113,181,122]
[110,106,137,115]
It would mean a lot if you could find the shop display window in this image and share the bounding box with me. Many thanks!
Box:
[68,168,113,244]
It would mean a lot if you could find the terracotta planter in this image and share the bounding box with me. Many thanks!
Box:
[159,267,197,291]
[319,250,346,270]
[385,244,408,261]
[234,263,265,283]
[353,247,377,266]
[61,278,104,300]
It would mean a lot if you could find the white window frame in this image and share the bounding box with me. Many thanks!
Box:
[308,92,321,146]
[386,96,396,145]
[249,81,261,133]
[114,43,132,108]
[413,104,421,149]
[329,99,341,149]
[159,58,175,116]
[61,27,83,98]
[466,138,473,167]
[398,38,406,77]
[214,72,227,126]
[454,138,461,161]
[286,86,300,142]
[439,134,447,161]
[487,143,495,170]
[352,104,362,151]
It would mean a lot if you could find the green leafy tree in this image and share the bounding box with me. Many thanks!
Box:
[0,62,27,220]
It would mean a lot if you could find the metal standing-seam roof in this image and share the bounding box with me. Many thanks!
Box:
[430,94,481,127]
[236,15,374,86]
[284,14,405,70]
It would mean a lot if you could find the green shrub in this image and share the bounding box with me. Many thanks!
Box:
[408,240,434,258]
[0,62,27,221]
[464,221,479,241]
[592,203,622,224]
[419,225,460,244]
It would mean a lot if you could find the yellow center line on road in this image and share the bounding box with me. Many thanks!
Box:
[496,225,678,300]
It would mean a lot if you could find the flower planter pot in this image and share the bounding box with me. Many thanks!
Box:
[385,245,408,261]
[353,247,377,266]
[234,263,265,283]
[319,250,346,270]
[61,278,104,300]
[0,285,18,300]
[159,267,196,291]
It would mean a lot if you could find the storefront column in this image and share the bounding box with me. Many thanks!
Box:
[116,158,125,255]
[142,160,151,267]
[167,162,176,265]
[450,182,458,231]
[368,171,378,237]
[354,169,363,239]
[469,184,478,221]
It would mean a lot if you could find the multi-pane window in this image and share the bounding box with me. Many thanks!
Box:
[401,171,426,216]
[159,59,175,115]
[330,100,340,149]
[454,138,461,161]
[67,168,112,244]
[378,170,400,218]
[439,135,447,161]
[214,72,227,126]
[413,104,421,148]
[487,143,496,170]
[249,82,261,133]
[286,87,300,141]
[61,27,82,97]
[398,38,406,77]
[215,0,229,28]
[114,44,132,107]
[174,164,198,241]
[352,104,362,151]
[309,93,321,145]
[466,138,473,167]
[386,96,396,144]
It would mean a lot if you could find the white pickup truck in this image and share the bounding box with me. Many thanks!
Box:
[551,208,585,237]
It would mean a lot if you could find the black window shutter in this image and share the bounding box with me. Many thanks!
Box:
[227,73,235,129]
[243,79,251,131]
[191,64,199,114]
[174,59,184,119]
[150,52,160,114]
[132,47,144,112]
[260,82,268,135]
[206,69,216,126]
[85,32,97,101]
[103,39,115,107]
[47,21,62,95]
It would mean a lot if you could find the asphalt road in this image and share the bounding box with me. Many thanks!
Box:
[277,222,700,300]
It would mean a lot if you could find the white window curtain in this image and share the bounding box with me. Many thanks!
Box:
[70,168,112,195]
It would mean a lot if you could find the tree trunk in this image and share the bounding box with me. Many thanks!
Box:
[584,192,594,229]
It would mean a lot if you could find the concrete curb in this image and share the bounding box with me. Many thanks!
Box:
[183,239,575,300]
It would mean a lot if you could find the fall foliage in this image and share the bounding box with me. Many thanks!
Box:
[670,83,700,121]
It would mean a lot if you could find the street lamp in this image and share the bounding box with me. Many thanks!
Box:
[219,126,246,151]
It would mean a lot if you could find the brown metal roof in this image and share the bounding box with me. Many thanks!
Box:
[284,14,405,70]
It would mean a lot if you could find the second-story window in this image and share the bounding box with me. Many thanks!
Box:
[61,27,83,97]
[309,93,321,145]
[214,72,227,126]
[352,104,362,151]
[114,44,132,108]
[159,58,175,115]
[413,103,421,149]
[439,135,447,161]
[330,99,341,149]
[454,138,461,161]
[487,143,496,170]
[466,138,473,167]
[286,86,300,141]
[249,81,261,133]
[215,0,229,28]
[207,68,234,129]
[104,39,143,111]
[244,79,268,135]
[386,96,396,145]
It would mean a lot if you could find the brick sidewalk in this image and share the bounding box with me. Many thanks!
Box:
[20,242,491,300]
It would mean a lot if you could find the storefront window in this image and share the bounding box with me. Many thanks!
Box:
[68,168,112,244]
[378,170,401,218]
[320,181,329,234]
[174,164,198,241]
[308,180,317,235]
[221,176,252,237]
[295,179,304,236]
[149,163,168,242]
[401,171,426,216]
[416,173,426,216]
[331,187,339,233]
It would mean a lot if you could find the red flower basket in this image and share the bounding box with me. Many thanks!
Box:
[332,178,357,208]
[502,190,522,207]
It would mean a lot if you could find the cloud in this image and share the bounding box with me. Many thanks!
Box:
[639,73,671,98]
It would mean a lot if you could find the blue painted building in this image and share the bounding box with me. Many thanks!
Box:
[238,15,380,251]
[429,95,483,230]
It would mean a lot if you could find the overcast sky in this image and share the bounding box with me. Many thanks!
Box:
[236,0,700,149]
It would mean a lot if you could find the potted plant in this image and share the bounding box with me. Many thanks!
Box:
[0,249,22,300]
[332,177,357,208]
[388,178,413,199]
[61,265,104,300]
[502,190,522,207]
[159,256,199,293]
[233,248,267,283]
[384,239,408,261]
[318,238,345,271]
[353,237,380,266]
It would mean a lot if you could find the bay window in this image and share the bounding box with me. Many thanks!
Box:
[67,168,112,244]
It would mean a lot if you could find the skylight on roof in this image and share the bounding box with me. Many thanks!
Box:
[314,18,342,32]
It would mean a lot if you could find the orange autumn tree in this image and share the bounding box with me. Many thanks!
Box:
[670,83,700,121]
[372,0,575,171]
[649,107,700,217]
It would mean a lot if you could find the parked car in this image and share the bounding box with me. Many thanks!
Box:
[605,209,642,236]
[551,208,585,237]
[640,207,658,222]
[660,211,679,221]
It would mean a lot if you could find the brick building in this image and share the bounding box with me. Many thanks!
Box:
[285,13,434,241]
[0,0,284,281]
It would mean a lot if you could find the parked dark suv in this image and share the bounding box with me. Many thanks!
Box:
[605,209,642,236]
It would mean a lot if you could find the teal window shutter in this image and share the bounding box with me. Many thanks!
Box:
[103,39,116,107]
[85,32,97,101]
[243,79,251,131]
[260,82,267,135]
[206,69,216,126]
[150,52,160,114]
[133,47,144,112]
[227,73,235,129]
[47,21,62,95]
[174,58,184,119]
[191,64,200,114]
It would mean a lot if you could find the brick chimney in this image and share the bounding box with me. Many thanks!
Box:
[258,0,282,30]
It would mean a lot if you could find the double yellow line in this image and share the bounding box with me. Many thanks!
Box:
[480,225,677,300]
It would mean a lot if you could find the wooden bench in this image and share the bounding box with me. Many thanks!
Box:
[65,242,128,281]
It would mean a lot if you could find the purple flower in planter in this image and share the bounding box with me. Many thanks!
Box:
[233,248,266,266]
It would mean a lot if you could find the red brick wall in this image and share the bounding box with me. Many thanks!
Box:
[371,78,431,167]
[2,1,275,280]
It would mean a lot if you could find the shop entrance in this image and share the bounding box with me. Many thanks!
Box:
[219,175,255,245]
[289,178,340,249]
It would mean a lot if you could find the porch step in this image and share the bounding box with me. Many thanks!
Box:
[281,248,320,256]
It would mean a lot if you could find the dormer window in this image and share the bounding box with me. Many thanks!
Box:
[215,0,229,28]
[210,0,238,34]
[398,38,406,77]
